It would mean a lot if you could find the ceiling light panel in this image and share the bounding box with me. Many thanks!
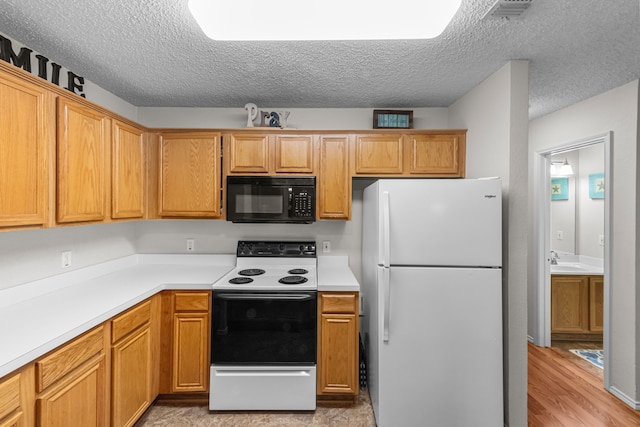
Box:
[188,0,462,41]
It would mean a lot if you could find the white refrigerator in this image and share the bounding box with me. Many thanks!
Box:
[361,179,503,427]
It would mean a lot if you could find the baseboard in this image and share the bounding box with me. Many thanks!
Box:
[608,386,640,410]
[527,335,535,344]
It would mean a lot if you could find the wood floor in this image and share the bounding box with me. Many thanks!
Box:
[528,342,640,426]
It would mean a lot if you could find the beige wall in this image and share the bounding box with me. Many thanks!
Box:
[529,79,640,406]
[449,60,530,427]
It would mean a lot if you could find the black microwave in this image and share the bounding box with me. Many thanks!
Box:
[226,176,316,223]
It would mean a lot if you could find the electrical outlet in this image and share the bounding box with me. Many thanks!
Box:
[61,251,72,268]
[556,230,564,240]
[599,235,605,246]
[322,241,331,253]
[186,239,195,252]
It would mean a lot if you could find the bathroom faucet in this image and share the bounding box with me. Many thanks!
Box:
[550,251,559,265]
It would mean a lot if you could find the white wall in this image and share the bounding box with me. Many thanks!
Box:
[0,104,449,291]
[0,32,139,122]
[0,222,137,290]
[448,60,530,427]
[577,144,605,258]
[529,80,640,406]
[137,107,449,130]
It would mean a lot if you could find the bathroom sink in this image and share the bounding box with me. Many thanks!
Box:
[551,263,603,274]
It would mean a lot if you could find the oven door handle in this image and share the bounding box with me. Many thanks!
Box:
[216,293,315,301]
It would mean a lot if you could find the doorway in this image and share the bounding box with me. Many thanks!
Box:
[533,132,611,389]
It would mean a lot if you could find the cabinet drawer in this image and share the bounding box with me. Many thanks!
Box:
[0,374,20,420]
[111,300,151,343]
[320,293,358,314]
[36,325,104,392]
[174,292,210,312]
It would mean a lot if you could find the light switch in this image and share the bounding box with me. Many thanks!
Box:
[556,231,564,240]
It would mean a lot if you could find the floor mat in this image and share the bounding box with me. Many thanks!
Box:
[570,349,603,369]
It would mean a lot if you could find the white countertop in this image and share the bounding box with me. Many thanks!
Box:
[317,256,361,292]
[0,254,235,379]
[0,253,360,379]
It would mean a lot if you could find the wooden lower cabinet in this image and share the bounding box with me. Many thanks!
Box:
[0,366,35,427]
[551,274,603,340]
[37,355,106,427]
[35,325,108,427]
[160,291,210,395]
[317,292,359,402]
[110,298,159,427]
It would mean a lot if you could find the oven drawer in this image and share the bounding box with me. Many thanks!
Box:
[209,365,316,410]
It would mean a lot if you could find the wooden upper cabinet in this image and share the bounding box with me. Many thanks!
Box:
[0,72,50,228]
[57,97,109,224]
[318,136,351,220]
[354,134,403,174]
[158,132,221,218]
[112,121,145,219]
[274,135,314,173]
[226,133,270,174]
[406,133,465,176]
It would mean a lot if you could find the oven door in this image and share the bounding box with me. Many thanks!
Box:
[211,291,317,364]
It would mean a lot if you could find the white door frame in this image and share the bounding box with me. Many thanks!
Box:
[533,132,611,388]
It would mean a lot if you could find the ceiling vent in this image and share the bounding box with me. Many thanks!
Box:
[483,0,532,20]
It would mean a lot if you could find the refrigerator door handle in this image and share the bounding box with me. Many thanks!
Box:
[382,191,390,267]
[383,267,390,342]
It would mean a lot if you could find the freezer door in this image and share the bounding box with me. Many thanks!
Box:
[378,179,502,267]
[375,267,503,427]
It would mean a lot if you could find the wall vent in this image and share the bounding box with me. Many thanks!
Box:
[483,0,532,20]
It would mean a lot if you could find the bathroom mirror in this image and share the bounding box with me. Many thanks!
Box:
[550,145,604,258]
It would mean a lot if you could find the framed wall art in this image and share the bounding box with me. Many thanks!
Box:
[373,109,413,129]
[551,177,569,201]
[589,173,605,199]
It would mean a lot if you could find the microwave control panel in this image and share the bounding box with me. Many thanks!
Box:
[289,188,315,219]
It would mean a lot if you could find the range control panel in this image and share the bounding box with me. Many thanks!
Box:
[237,241,317,258]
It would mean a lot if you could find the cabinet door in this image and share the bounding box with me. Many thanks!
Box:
[111,326,152,427]
[226,134,270,173]
[57,97,109,223]
[318,313,358,395]
[37,355,106,427]
[589,276,604,333]
[172,313,209,392]
[405,133,464,176]
[354,134,403,174]
[0,73,50,228]
[551,276,589,333]
[318,136,351,220]
[158,132,220,217]
[112,121,145,219]
[0,372,23,427]
[317,292,359,397]
[275,135,314,173]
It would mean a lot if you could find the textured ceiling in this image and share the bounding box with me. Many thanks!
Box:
[0,0,638,119]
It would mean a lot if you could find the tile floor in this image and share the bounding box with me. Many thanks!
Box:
[135,389,377,427]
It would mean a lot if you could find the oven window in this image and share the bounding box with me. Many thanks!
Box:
[235,194,283,214]
[211,291,317,365]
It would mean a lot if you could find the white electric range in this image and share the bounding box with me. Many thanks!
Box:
[209,241,318,411]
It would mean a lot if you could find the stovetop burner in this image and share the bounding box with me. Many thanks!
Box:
[278,276,309,285]
[229,277,254,284]
[213,241,317,291]
[238,268,266,276]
